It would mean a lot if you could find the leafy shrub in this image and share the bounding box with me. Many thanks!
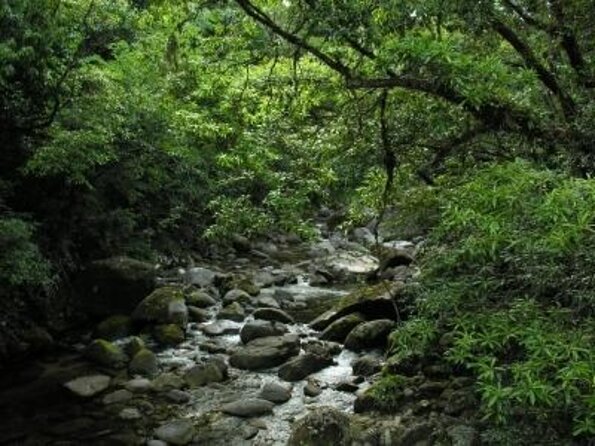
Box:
[0,218,50,288]
[388,161,595,438]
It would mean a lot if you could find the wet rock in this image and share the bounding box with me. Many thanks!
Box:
[278,352,334,381]
[309,282,403,330]
[129,348,159,377]
[124,336,146,357]
[185,267,216,288]
[319,312,365,343]
[166,389,191,404]
[447,424,480,446]
[95,314,133,340]
[335,381,359,392]
[344,319,396,351]
[200,340,226,353]
[229,334,300,370]
[240,320,288,344]
[186,290,217,308]
[303,339,342,357]
[103,389,133,405]
[184,360,227,387]
[352,355,382,377]
[259,381,292,403]
[125,377,152,393]
[155,420,195,445]
[84,339,128,368]
[252,295,280,309]
[315,251,379,283]
[252,307,294,324]
[153,324,185,346]
[201,320,241,336]
[151,372,185,392]
[188,305,210,323]
[288,407,351,446]
[75,256,156,317]
[218,302,245,322]
[64,374,111,397]
[304,379,322,397]
[119,407,142,420]
[221,399,274,417]
[147,440,168,446]
[222,288,251,305]
[132,286,188,327]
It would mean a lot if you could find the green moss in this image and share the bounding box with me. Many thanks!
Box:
[95,314,133,340]
[84,339,128,368]
[132,286,185,323]
[153,324,185,346]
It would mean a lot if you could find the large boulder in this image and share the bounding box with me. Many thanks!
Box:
[75,256,156,317]
[288,407,351,446]
[153,324,185,346]
[95,314,133,340]
[184,267,216,288]
[186,290,217,308]
[132,287,188,327]
[309,282,403,331]
[259,381,292,403]
[240,320,288,344]
[278,353,334,381]
[217,302,245,322]
[229,334,300,370]
[344,319,396,351]
[154,420,195,445]
[184,360,227,387]
[319,313,365,343]
[252,307,294,324]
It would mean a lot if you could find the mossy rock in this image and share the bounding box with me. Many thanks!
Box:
[95,314,133,340]
[309,282,402,330]
[129,348,159,377]
[219,275,260,296]
[353,374,406,413]
[153,324,185,346]
[125,336,146,357]
[84,339,128,368]
[288,407,351,446]
[319,313,365,343]
[132,286,187,326]
[186,290,217,308]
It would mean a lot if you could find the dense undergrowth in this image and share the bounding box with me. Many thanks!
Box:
[388,161,595,440]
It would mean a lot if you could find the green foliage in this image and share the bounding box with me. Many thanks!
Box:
[389,160,595,437]
[0,218,50,287]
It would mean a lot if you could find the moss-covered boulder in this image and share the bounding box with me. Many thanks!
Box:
[309,282,403,331]
[344,319,396,351]
[132,286,188,327]
[186,290,217,308]
[74,256,156,318]
[153,324,185,346]
[129,348,159,377]
[95,314,133,340]
[84,339,128,368]
[218,302,245,322]
[124,336,146,357]
[319,313,365,343]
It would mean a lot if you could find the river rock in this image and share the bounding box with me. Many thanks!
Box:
[124,336,146,357]
[185,267,216,287]
[153,324,185,346]
[304,379,322,397]
[218,302,245,322]
[129,348,159,377]
[103,389,133,405]
[240,320,287,344]
[64,375,111,397]
[188,305,209,322]
[95,314,133,340]
[229,334,300,370]
[252,295,280,309]
[309,282,402,331]
[315,251,379,283]
[166,389,192,403]
[186,290,217,308]
[259,381,292,403]
[74,256,156,317]
[221,399,274,417]
[252,307,294,324]
[200,320,241,336]
[84,339,128,368]
[288,407,351,446]
[124,377,152,393]
[184,360,227,387]
[132,286,188,327]
[222,288,251,305]
[352,355,383,376]
[151,372,185,391]
[155,420,195,445]
[319,312,365,343]
[344,319,396,351]
[119,407,142,420]
[352,227,376,246]
[278,353,334,381]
